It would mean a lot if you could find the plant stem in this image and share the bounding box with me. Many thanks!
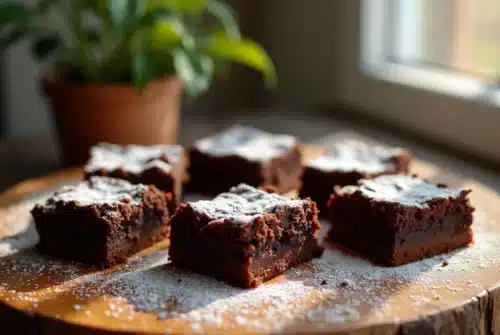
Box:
[70,3,94,81]
[54,0,88,80]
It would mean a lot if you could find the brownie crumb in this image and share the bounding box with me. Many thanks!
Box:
[320,280,327,285]
[442,260,449,267]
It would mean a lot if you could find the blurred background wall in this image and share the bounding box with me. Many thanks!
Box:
[1,0,348,138]
[4,0,500,172]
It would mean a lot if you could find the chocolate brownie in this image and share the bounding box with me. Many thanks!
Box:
[169,184,323,288]
[328,175,474,266]
[187,125,303,195]
[31,177,172,268]
[84,143,185,203]
[299,140,412,215]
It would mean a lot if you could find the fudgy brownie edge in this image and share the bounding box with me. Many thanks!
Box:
[31,177,173,268]
[169,184,323,288]
[328,175,474,266]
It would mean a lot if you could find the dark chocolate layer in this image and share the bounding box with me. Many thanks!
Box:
[188,126,303,194]
[31,177,172,267]
[328,175,474,266]
[170,185,323,288]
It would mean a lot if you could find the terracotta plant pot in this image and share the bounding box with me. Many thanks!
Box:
[42,74,182,166]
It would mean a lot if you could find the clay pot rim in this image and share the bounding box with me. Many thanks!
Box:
[41,72,181,98]
[43,71,182,165]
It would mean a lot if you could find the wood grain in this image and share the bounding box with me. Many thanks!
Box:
[0,147,500,335]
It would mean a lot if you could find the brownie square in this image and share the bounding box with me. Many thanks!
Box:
[328,175,474,266]
[31,177,172,268]
[169,184,323,288]
[299,140,412,215]
[84,143,185,204]
[187,125,303,195]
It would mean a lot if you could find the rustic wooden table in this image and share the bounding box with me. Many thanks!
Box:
[1,113,500,334]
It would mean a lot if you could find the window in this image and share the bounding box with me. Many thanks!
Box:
[361,0,500,101]
[336,0,500,164]
[391,0,500,82]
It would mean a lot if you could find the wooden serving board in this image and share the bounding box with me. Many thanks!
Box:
[1,147,500,335]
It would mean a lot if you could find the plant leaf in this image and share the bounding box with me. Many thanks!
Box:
[206,0,240,40]
[0,4,33,27]
[82,0,101,11]
[151,20,184,49]
[132,52,155,90]
[107,0,127,26]
[85,29,100,43]
[140,7,176,27]
[205,33,276,87]
[37,0,55,13]
[173,48,213,97]
[31,35,60,60]
[84,1,108,19]
[168,0,208,14]
[0,27,27,51]
[107,0,144,28]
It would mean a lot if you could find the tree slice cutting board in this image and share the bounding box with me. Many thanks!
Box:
[0,146,499,335]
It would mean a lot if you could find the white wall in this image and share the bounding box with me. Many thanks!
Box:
[3,0,52,137]
[260,1,347,107]
[4,40,53,137]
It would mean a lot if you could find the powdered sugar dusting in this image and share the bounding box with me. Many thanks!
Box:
[63,220,500,332]
[194,125,298,161]
[190,184,306,225]
[339,175,468,207]
[43,177,147,207]
[308,139,404,174]
[0,203,38,256]
[1,191,500,333]
[84,143,182,174]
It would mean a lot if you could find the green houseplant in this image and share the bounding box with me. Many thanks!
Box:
[0,0,275,164]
